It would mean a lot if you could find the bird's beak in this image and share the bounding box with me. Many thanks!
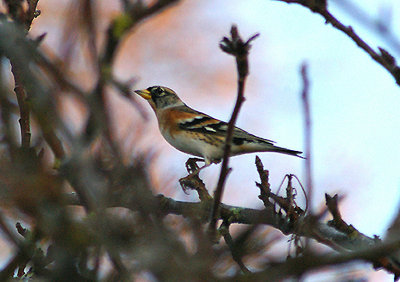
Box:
[134,89,151,100]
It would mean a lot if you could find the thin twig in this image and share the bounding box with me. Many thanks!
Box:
[101,0,180,67]
[300,63,313,251]
[285,174,295,217]
[292,174,308,213]
[6,0,40,149]
[42,129,66,160]
[219,221,251,273]
[109,77,149,120]
[275,0,400,86]
[334,0,400,55]
[209,25,259,236]
[255,155,272,208]
[10,61,31,148]
[85,0,179,155]
[300,63,312,213]
[35,50,87,100]
[25,0,40,30]
[81,0,99,73]
[107,249,130,281]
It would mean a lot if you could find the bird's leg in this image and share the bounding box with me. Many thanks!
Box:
[185,158,215,178]
[184,157,205,174]
[179,158,211,195]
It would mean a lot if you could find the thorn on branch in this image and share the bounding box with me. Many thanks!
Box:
[304,0,327,13]
[34,33,47,46]
[379,47,396,66]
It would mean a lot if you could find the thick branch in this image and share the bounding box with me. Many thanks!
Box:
[65,187,400,277]
[242,238,400,281]
[65,192,381,252]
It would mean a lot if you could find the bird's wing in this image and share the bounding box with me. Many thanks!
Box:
[177,106,276,145]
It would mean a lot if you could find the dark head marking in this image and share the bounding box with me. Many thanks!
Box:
[146,86,183,109]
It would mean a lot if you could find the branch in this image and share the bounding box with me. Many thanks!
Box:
[2,1,68,160]
[64,192,377,253]
[209,25,259,236]
[335,0,400,55]
[5,0,40,149]
[65,179,400,277]
[84,0,180,152]
[179,158,212,201]
[219,221,250,273]
[241,238,400,281]
[300,63,312,211]
[10,61,31,148]
[35,50,87,100]
[275,0,400,86]
[101,0,180,67]
[25,0,40,30]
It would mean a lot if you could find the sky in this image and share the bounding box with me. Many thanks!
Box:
[116,0,400,234]
[6,0,400,280]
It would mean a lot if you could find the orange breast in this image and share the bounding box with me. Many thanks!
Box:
[158,108,195,138]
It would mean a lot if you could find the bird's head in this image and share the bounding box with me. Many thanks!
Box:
[134,86,184,111]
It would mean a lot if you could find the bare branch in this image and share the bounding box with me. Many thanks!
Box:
[240,237,400,281]
[84,0,180,156]
[275,0,400,86]
[10,61,31,148]
[335,0,400,55]
[5,0,41,149]
[209,25,259,236]
[300,63,312,211]
[219,221,251,273]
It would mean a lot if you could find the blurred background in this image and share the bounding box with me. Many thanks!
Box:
[1,0,400,280]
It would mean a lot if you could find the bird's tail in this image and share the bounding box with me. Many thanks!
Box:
[232,134,304,158]
[271,146,304,158]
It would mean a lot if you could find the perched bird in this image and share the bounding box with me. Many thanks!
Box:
[134,86,302,167]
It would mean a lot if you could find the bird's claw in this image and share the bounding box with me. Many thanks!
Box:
[184,157,204,174]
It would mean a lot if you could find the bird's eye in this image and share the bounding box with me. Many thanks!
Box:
[153,87,164,96]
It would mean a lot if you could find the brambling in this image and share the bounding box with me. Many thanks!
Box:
[134,86,302,168]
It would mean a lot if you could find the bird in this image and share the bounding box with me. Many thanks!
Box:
[134,86,302,170]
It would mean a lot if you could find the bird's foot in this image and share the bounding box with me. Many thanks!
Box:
[179,158,203,193]
[184,157,205,174]
[179,158,211,200]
